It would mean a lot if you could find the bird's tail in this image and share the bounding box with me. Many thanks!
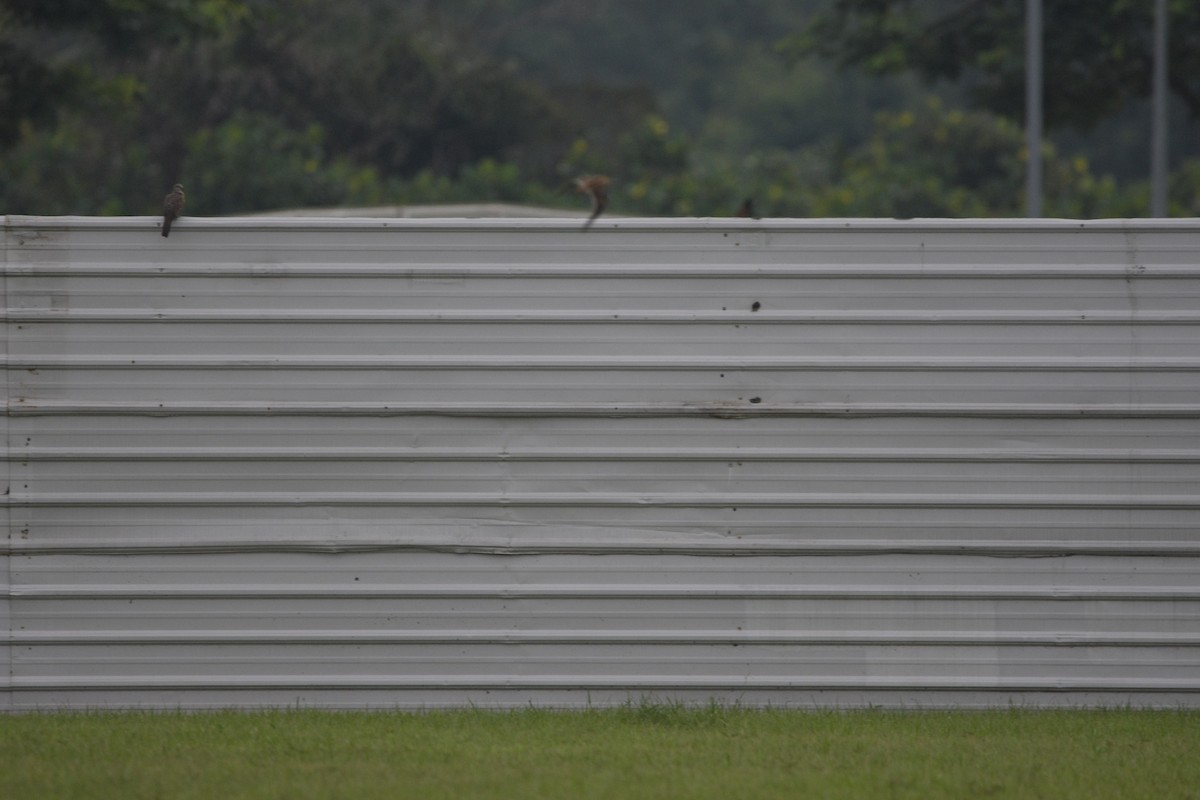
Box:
[581,207,602,232]
[162,219,172,238]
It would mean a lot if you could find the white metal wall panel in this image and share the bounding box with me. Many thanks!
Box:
[3,215,1199,709]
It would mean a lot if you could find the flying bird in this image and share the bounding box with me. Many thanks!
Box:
[564,174,610,231]
[161,183,185,237]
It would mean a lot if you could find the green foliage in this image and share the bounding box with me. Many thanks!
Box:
[1169,159,1200,217]
[0,0,253,146]
[1,0,1198,218]
[782,0,1200,129]
[387,159,563,208]
[228,2,567,178]
[696,45,922,155]
[182,112,383,213]
[0,111,157,215]
[805,98,1139,218]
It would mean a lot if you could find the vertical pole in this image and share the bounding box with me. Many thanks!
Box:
[1150,0,1169,217]
[1025,0,1043,217]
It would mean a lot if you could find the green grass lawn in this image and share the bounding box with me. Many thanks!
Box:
[3,706,1198,799]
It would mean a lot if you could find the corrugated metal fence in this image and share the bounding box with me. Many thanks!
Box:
[3,215,1199,709]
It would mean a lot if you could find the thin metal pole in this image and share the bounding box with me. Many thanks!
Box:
[1025,0,1043,217]
[1150,0,1169,217]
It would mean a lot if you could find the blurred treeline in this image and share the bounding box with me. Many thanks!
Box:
[2,0,1198,218]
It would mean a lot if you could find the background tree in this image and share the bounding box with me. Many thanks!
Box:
[781,0,1200,129]
[806,97,1136,218]
[1,0,1196,217]
[0,0,250,146]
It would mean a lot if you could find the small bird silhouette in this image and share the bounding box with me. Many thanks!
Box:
[735,198,759,219]
[564,175,610,231]
[161,183,185,237]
